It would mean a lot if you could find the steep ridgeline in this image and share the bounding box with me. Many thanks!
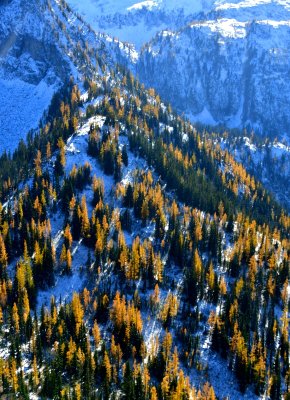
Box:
[0,0,133,154]
[136,1,290,139]
[0,63,288,399]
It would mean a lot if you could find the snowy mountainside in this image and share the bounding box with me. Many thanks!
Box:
[1,0,289,212]
[0,78,55,153]
[0,0,134,153]
[0,0,68,152]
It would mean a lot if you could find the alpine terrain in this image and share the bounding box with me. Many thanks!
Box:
[0,0,289,399]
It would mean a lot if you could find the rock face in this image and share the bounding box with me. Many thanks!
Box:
[0,0,70,151]
[0,0,131,152]
[136,2,290,139]
[0,0,71,84]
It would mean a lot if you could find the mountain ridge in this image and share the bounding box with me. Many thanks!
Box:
[0,1,288,398]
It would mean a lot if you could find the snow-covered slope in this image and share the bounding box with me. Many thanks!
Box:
[0,0,134,154]
[1,0,289,211]
[0,78,55,153]
[4,0,290,152]
[0,0,69,152]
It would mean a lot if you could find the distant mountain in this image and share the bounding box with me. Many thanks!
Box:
[66,0,290,140]
[137,1,290,139]
[67,0,215,49]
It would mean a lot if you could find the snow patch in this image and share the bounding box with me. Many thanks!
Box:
[193,18,247,39]
[127,1,158,11]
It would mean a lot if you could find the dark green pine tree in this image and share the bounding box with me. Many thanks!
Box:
[103,148,115,175]
[41,367,62,398]
[42,242,55,287]
[71,203,81,240]
[122,145,128,167]
[270,352,281,400]
[123,184,134,208]
[122,362,135,400]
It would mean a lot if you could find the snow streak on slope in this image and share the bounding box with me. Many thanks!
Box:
[193,18,247,38]
[127,1,159,11]
[0,78,56,154]
[216,0,272,10]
